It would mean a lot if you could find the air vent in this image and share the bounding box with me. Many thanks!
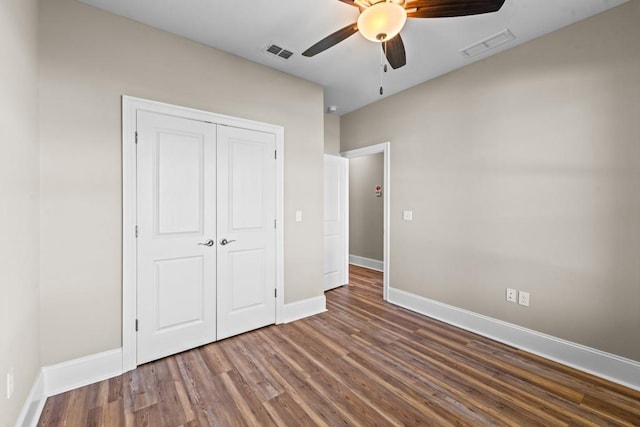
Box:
[460,29,516,58]
[267,44,282,55]
[265,43,295,60]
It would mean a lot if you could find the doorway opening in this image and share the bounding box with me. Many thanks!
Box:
[341,142,390,300]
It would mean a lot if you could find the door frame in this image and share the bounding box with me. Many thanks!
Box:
[122,96,284,372]
[340,142,391,300]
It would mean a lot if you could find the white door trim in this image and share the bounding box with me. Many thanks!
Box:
[340,142,390,300]
[122,96,284,372]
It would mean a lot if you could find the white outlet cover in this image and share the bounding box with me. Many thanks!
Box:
[295,210,302,222]
[506,288,517,303]
[402,210,413,221]
[519,291,530,307]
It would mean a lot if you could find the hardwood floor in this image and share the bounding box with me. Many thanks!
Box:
[39,265,640,426]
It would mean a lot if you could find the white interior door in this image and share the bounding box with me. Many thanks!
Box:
[136,111,217,365]
[216,125,277,340]
[324,155,349,290]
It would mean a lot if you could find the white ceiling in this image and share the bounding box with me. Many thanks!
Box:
[78,0,628,115]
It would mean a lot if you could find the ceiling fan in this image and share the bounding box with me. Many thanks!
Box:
[302,0,507,70]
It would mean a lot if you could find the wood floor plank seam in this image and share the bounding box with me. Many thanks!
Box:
[393,338,595,426]
[348,332,546,427]
[341,351,496,426]
[402,331,609,424]
[271,325,406,426]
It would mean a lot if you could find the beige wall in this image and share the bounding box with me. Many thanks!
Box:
[324,113,341,155]
[39,0,324,365]
[0,0,40,424]
[341,2,640,361]
[349,154,384,261]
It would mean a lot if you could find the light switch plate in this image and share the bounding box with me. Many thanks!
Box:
[6,368,14,400]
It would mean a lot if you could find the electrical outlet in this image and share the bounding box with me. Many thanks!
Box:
[402,210,413,221]
[518,291,530,307]
[506,288,517,303]
[6,368,14,400]
[295,210,303,222]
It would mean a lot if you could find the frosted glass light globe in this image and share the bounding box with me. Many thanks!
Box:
[357,2,407,42]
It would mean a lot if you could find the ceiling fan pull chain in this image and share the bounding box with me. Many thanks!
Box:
[383,41,388,73]
[379,42,385,96]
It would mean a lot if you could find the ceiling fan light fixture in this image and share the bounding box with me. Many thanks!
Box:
[357,1,407,43]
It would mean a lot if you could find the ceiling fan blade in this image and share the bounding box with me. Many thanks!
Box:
[302,23,359,57]
[406,0,506,18]
[383,34,406,69]
[336,0,360,7]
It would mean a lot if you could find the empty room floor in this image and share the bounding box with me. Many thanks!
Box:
[38,265,640,426]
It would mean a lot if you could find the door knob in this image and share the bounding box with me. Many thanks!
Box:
[220,238,236,246]
[197,239,215,247]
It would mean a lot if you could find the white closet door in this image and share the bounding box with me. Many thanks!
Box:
[216,125,277,340]
[136,111,216,364]
[324,155,349,290]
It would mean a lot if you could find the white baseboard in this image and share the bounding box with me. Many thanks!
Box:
[388,287,640,391]
[42,348,123,397]
[282,295,327,323]
[16,369,46,427]
[349,255,384,272]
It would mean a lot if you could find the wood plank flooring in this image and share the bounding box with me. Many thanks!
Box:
[38,265,640,426]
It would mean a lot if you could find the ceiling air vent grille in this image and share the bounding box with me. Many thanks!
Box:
[265,43,295,60]
[460,29,516,58]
